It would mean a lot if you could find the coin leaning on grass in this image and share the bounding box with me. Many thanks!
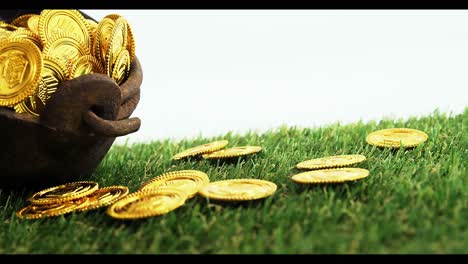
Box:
[107,188,189,220]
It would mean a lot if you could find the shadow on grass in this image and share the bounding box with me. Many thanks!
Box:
[172,153,263,167]
[288,179,361,195]
[191,195,271,209]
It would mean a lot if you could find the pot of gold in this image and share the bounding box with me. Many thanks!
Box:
[0,9,142,188]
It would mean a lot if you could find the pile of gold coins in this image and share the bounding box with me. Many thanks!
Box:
[17,181,129,219]
[17,169,277,220]
[16,139,275,220]
[0,9,135,116]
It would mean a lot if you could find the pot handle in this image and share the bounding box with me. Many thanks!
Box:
[84,110,141,137]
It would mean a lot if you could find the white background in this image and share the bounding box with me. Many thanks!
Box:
[85,10,467,144]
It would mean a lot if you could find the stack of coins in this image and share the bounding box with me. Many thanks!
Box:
[0,9,135,116]
[16,181,129,219]
[291,154,370,184]
[171,139,263,160]
[107,169,277,219]
[107,170,210,219]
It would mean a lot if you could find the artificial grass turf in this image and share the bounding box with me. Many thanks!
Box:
[0,109,466,254]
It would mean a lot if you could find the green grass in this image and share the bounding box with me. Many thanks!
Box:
[1,109,466,254]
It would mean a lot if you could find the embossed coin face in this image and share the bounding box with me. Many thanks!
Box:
[94,18,115,63]
[27,15,40,34]
[101,14,134,62]
[202,146,262,159]
[111,49,130,84]
[38,9,90,48]
[0,39,42,106]
[107,188,188,220]
[70,55,104,79]
[77,186,129,212]
[296,154,367,170]
[291,168,370,184]
[199,179,277,201]
[140,170,210,198]
[43,36,90,66]
[14,56,68,116]
[110,18,127,55]
[17,197,89,219]
[105,17,127,76]
[29,181,98,205]
[172,140,229,160]
[366,128,428,148]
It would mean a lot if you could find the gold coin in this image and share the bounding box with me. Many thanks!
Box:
[93,18,115,63]
[103,14,122,21]
[26,15,40,34]
[172,140,229,160]
[102,14,135,62]
[105,17,127,76]
[14,56,68,116]
[107,188,188,220]
[202,146,262,159]
[111,49,130,84]
[16,197,89,219]
[77,186,129,212]
[8,28,43,50]
[126,21,136,62]
[43,34,90,66]
[0,21,18,31]
[86,19,98,31]
[140,170,210,198]
[366,128,428,148]
[291,168,370,184]
[0,28,10,40]
[199,179,277,201]
[13,96,39,116]
[38,9,90,48]
[29,181,99,205]
[0,39,43,107]
[296,154,367,170]
[69,55,104,79]
[11,14,35,28]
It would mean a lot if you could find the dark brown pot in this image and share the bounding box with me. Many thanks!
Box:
[0,10,142,188]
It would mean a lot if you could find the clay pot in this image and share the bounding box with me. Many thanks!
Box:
[0,10,142,188]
